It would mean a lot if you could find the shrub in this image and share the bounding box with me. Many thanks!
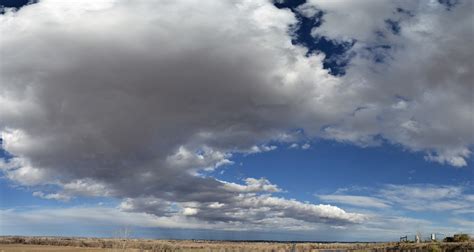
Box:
[427,244,442,252]
[454,234,470,242]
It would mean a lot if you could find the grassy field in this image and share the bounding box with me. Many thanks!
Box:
[0,244,114,251]
[0,236,473,252]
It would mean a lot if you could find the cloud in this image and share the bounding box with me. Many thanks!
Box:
[221,178,282,193]
[32,191,71,202]
[1,205,471,241]
[300,0,474,166]
[317,195,391,209]
[319,184,474,213]
[0,207,210,230]
[0,0,365,229]
[288,143,299,149]
[378,184,473,212]
[243,145,278,155]
[316,184,474,239]
[62,178,113,197]
[0,157,49,186]
[119,191,366,227]
[451,218,474,227]
[0,0,472,232]
[301,143,311,150]
[287,142,310,150]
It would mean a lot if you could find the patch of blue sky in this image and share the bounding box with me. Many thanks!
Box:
[213,139,473,204]
[274,0,355,76]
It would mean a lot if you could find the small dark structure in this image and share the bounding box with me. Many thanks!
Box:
[400,236,408,242]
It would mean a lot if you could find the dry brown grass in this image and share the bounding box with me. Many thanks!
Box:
[0,236,473,252]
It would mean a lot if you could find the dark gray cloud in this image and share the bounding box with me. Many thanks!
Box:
[0,0,362,227]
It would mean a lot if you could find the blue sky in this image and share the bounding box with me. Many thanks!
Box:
[0,0,473,241]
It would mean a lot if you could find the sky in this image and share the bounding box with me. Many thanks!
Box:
[0,0,473,242]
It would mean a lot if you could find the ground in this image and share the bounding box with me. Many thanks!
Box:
[0,237,473,252]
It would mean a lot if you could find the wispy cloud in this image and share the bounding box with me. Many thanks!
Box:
[379,184,472,212]
[318,184,474,213]
[451,218,474,227]
[317,195,391,209]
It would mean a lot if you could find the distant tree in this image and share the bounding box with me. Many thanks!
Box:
[113,226,132,251]
[443,234,470,242]
[443,236,454,242]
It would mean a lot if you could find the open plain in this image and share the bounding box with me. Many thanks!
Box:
[0,237,473,252]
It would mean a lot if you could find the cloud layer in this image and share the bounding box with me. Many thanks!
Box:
[318,184,474,213]
[3,182,473,240]
[0,0,472,231]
